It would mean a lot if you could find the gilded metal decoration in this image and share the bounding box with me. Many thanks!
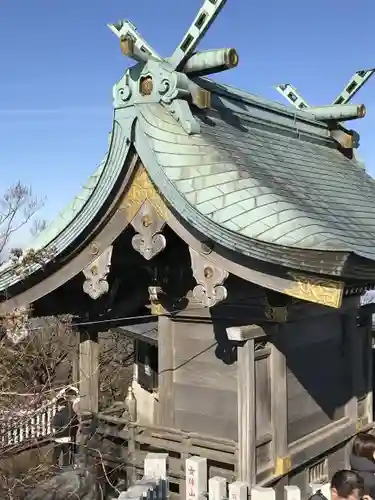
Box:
[1,306,30,344]
[274,456,292,477]
[189,247,228,308]
[109,1,237,134]
[283,273,344,309]
[131,200,166,260]
[120,165,168,224]
[148,285,166,315]
[82,246,113,300]
[139,76,153,96]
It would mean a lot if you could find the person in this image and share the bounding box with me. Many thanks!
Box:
[65,387,80,461]
[350,432,375,498]
[308,470,366,500]
[52,397,79,467]
[330,469,369,500]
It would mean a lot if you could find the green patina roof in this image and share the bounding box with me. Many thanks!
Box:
[0,118,133,291]
[136,97,375,258]
[2,3,375,294]
[30,153,107,251]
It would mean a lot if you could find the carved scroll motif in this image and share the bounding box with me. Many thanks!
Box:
[189,248,229,308]
[1,306,30,344]
[83,246,113,300]
[131,200,166,260]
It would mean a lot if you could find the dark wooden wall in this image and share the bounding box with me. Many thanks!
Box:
[169,319,238,441]
[278,314,350,443]
[156,295,373,494]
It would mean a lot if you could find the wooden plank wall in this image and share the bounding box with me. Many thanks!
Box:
[276,314,351,444]
[171,319,238,441]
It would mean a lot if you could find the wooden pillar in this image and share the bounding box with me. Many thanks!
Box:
[157,315,175,426]
[270,326,290,477]
[345,307,373,428]
[71,331,80,385]
[237,339,256,486]
[79,329,99,414]
[366,321,373,423]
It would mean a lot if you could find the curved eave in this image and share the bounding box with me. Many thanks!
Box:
[132,102,375,281]
[0,111,134,294]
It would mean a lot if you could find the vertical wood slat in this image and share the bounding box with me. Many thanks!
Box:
[157,316,175,426]
[237,338,256,486]
[270,330,289,476]
[365,316,373,423]
[343,313,360,425]
[79,329,99,414]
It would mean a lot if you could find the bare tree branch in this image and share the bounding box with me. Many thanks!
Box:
[0,182,45,264]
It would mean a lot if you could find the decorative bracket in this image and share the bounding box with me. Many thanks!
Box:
[82,246,113,300]
[131,200,166,260]
[189,247,228,308]
[1,306,30,344]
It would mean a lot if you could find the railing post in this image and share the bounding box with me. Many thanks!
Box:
[144,452,168,479]
[208,477,227,500]
[251,486,276,500]
[7,418,12,445]
[186,456,207,500]
[19,421,24,443]
[144,453,169,500]
[127,423,137,486]
[228,482,248,500]
[30,415,36,439]
[12,421,18,445]
[284,485,301,500]
[36,412,41,437]
[310,483,331,500]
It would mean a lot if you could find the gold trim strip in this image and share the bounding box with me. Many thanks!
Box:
[283,273,344,309]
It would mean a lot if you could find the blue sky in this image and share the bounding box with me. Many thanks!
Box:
[1,0,375,242]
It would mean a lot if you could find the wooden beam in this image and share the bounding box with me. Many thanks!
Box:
[343,312,360,429]
[71,330,80,385]
[237,339,256,486]
[79,329,99,414]
[226,324,267,342]
[157,315,175,426]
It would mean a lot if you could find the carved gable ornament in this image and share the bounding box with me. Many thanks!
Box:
[189,247,228,308]
[131,200,166,260]
[82,246,113,300]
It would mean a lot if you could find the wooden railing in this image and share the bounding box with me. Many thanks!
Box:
[0,385,78,450]
[96,414,237,494]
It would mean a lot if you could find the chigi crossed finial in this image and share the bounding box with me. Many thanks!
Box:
[108,0,239,134]
[275,69,375,110]
[274,69,374,149]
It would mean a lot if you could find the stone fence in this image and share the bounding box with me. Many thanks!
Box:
[118,453,332,500]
